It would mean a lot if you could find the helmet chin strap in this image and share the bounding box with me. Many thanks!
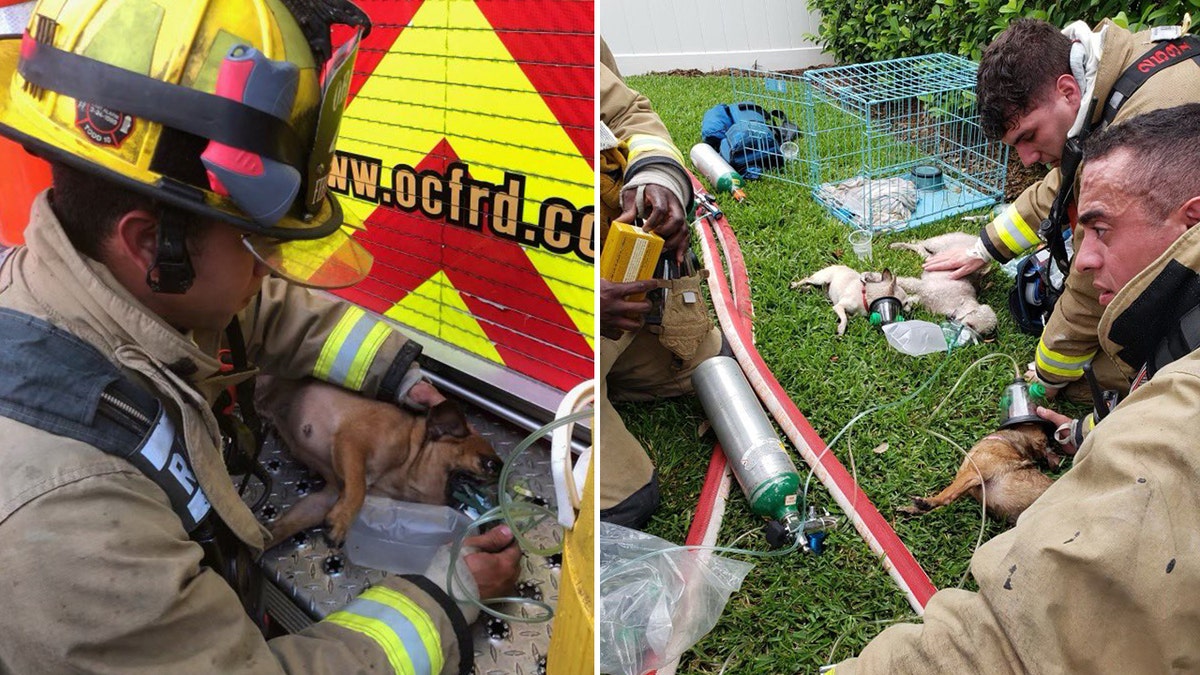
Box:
[146,209,195,294]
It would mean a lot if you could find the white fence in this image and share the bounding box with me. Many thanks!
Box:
[599,0,831,75]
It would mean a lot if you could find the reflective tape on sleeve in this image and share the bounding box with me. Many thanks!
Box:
[325,586,445,675]
[626,133,685,166]
[992,205,1041,258]
[314,306,393,390]
[1036,341,1094,379]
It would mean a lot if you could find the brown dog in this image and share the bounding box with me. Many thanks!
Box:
[256,376,502,548]
[898,423,1061,524]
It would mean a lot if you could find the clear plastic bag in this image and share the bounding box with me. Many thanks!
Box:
[343,495,473,574]
[882,319,949,356]
[599,523,753,675]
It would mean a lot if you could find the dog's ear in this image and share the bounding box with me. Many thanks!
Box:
[425,401,471,440]
[881,268,894,282]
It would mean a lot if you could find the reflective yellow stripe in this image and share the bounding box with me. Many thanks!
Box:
[326,612,417,675]
[627,133,685,166]
[325,586,444,675]
[348,322,392,390]
[993,205,1040,257]
[1036,341,1094,379]
[314,306,394,389]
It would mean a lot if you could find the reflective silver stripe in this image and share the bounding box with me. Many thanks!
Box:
[994,206,1040,255]
[0,2,34,34]
[1036,342,1092,379]
[139,409,174,470]
[341,597,434,675]
[328,311,377,386]
[627,134,685,165]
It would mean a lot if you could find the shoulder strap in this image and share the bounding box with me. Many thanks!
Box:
[1102,35,1200,127]
[1151,302,1200,379]
[0,308,212,533]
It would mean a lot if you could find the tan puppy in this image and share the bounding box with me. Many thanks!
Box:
[792,265,908,335]
[256,376,502,547]
[898,423,1061,524]
[889,232,998,335]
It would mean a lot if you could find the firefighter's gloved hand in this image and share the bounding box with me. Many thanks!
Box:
[424,525,522,624]
[394,365,445,411]
[619,181,690,263]
[923,237,992,280]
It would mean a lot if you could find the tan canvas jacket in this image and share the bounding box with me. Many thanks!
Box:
[0,194,468,674]
[599,40,692,239]
[833,223,1200,674]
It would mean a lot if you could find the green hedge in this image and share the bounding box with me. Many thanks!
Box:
[807,0,1200,64]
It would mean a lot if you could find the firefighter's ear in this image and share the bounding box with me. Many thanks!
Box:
[1055,73,1081,108]
[1180,195,1200,229]
[108,210,161,273]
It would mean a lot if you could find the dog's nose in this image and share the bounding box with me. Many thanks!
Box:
[482,456,503,475]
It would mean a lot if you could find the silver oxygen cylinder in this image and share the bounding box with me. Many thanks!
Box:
[692,356,800,524]
[689,143,746,202]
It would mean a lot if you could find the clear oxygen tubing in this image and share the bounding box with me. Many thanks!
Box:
[818,353,1033,666]
[797,346,957,522]
[444,409,591,623]
[798,351,1021,534]
[821,427,989,667]
[800,351,1028,590]
[693,187,937,613]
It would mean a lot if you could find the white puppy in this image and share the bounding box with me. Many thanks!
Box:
[889,232,998,335]
[793,265,907,335]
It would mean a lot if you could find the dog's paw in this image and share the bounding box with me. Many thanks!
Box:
[897,497,933,516]
[325,507,354,547]
[790,279,812,290]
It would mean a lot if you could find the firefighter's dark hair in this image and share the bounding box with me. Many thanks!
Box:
[977,18,1073,141]
[1083,103,1200,223]
[49,130,209,261]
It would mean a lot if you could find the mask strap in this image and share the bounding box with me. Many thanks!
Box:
[147,209,195,294]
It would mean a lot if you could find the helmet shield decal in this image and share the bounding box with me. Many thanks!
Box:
[304,26,362,215]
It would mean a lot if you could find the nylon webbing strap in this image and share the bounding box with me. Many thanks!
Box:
[0,309,212,532]
[18,32,305,169]
[1103,35,1200,127]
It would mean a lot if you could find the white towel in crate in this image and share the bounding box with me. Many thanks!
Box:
[817,176,917,230]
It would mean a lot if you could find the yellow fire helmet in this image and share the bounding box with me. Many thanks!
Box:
[0,0,374,289]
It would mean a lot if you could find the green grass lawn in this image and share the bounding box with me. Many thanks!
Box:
[615,72,1088,674]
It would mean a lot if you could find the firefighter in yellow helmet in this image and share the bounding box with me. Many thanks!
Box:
[0,1,518,673]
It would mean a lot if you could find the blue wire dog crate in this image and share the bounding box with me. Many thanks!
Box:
[731,54,1008,233]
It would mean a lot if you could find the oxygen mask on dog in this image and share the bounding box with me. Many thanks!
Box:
[868,296,905,327]
[941,319,981,348]
[998,378,1055,434]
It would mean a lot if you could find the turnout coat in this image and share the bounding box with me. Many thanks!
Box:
[0,194,470,674]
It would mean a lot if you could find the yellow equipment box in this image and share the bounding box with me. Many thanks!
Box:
[600,220,663,301]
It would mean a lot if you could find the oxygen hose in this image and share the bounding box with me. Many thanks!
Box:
[444,409,592,623]
[693,194,938,612]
